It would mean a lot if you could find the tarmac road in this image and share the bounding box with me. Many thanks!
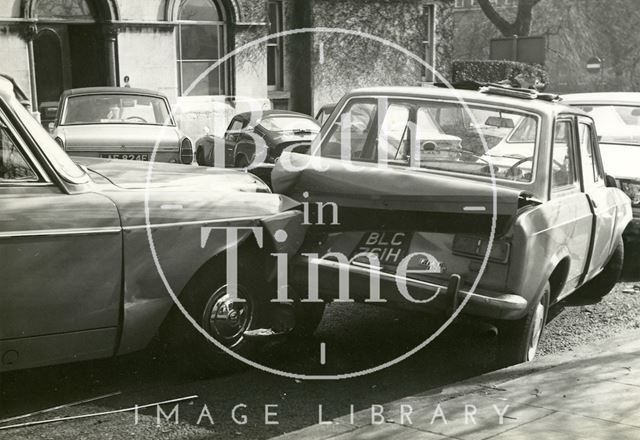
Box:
[1,254,639,439]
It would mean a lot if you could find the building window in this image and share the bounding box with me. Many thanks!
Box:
[454,0,465,8]
[176,0,227,96]
[422,4,436,82]
[267,0,284,90]
[35,0,95,19]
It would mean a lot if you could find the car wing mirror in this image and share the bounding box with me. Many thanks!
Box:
[605,174,618,188]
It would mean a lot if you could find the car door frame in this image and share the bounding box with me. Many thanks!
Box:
[574,115,618,283]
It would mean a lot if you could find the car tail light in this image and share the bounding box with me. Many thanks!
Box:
[453,235,510,263]
[179,137,193,164]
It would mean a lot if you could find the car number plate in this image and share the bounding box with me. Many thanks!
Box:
[99,153,149,161]
[353,232,411,267]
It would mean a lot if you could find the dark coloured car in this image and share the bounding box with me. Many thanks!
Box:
[195,109,320,168]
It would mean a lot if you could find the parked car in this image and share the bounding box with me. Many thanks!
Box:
[52,87,193,164]
[563,93,640,242]
[195,110,320,168]
[0,75,306,374]
[272,84,632,367]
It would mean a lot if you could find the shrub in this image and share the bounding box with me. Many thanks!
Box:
[452,60,549,90]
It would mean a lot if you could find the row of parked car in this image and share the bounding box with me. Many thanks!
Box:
[0,74,637,375]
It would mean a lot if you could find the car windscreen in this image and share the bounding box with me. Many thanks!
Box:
[10,94,86,182]
[576,105,640,146]
[259,116,320,133]
[319,97,539,182]
[61,94,173,126]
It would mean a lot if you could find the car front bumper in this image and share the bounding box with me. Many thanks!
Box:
[290,256,528,321]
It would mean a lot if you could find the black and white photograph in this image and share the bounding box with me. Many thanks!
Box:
[1,0,640,438]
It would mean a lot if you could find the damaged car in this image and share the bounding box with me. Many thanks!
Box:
[0,75,305,375]
[272,84,632,367]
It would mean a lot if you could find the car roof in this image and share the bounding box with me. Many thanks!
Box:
[60,86,168,99]
[562,92,640,105]
[347,86,586,116]
[235,109,316,121]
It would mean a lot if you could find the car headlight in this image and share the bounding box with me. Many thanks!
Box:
[453,235,511,263]
[620,180,640,207]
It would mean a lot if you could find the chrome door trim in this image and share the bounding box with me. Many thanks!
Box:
[0,227,121,239]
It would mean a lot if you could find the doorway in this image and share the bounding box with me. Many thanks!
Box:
[34,24,108,109]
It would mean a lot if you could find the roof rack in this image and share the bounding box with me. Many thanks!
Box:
[433,81,561,103]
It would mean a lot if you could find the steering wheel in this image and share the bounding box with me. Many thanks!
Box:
[431,147,492,166]
[506,156,565,180]
[125,116,147,123]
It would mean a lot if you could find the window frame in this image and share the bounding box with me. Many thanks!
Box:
[549,117,581,197]
[176,0,229,97]
[267,0,285,91]
[576,117,605,189]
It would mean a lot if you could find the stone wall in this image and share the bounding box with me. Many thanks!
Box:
[310,0,453,112]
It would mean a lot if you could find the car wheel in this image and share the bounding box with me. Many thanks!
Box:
[196,147,206,166]
[495,281,550,368]
[166,256,269,377]
[578,235,624,300]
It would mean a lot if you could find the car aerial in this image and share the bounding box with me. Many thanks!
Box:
[562,93,640,243]
[0,75,307,375]
[272,84,632,367]
[195,109,320,176]
[52,87,194,165]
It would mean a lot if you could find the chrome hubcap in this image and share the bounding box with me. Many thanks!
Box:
[527,301,545,361]
[205,286,253,348]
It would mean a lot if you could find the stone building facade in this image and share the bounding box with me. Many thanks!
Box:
[0,0,453,138]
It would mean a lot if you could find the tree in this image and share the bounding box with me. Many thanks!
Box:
[476,0,544,37]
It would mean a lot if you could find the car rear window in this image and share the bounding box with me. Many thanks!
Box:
[319,97,540,183]
[61,94,173,126]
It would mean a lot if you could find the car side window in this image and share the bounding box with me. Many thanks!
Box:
[228,119,243,132]
[321,101,376,160]
[578,122,603,186]
[0,123,38,183]
[551,120,579,191]
[377,104,410,162]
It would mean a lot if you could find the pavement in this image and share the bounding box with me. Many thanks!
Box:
[272,328,640,440]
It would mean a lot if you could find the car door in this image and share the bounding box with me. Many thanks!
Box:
[0,104,122,371]
[576,116,617,278]
[545,118,594,298]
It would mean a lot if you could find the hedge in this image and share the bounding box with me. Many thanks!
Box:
[452,60,549,90]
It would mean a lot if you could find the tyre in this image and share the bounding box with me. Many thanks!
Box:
[165,256,270,377]
[495,282,550,368]
[578,235,624,300]
[196,147,206,166]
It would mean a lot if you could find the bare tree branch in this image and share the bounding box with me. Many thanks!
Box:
[477,0,544,37]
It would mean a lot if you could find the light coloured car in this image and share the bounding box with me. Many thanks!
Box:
[0,75,306,374]
[563,93,640,242]
[273,85,632,367]
[53,87,194,164]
